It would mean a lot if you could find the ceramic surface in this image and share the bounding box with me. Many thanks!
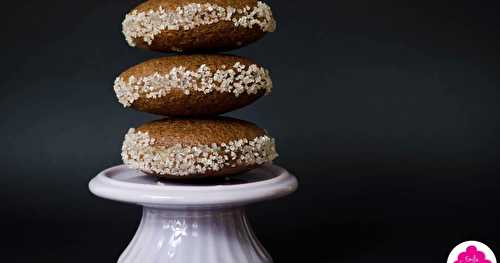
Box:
[89,164,297,263]
[119,208,271,263]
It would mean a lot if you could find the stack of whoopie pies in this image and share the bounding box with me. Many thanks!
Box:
[115,0,278,179]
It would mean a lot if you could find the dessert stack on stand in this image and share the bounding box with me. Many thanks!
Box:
[89,1,297,262]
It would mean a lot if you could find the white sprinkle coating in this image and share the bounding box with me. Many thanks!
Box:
[122,1,276,46]
[113,62,272,107]
[121,128,278,176]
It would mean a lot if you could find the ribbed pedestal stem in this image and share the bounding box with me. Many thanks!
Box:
[118,207,272,263]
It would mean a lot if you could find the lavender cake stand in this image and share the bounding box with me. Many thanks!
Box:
[89,164,297,263]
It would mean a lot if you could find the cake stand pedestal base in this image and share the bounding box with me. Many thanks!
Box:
[89,164,297,263]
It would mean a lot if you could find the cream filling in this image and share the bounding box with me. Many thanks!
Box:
[113,62,272,107]
[122,1,276,46]
[122,128,278,176]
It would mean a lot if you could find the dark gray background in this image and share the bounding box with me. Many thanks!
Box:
[1,0,499,262]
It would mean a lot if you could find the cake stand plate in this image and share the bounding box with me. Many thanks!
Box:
[89,164,298,263]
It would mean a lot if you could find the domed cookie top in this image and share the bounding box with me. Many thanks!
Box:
[121,117,278,178]
[113,54,272,116]
[122,0,276,52]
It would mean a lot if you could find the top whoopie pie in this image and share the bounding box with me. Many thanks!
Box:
[122,0,276,52]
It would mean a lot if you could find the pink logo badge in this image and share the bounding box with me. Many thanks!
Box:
[455,245,492,263]
[448,241,496,263]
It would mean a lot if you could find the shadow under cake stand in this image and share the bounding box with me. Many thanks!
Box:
[89,164,297,263]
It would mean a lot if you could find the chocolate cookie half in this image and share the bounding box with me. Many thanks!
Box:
[122,0,276,52]
[113,54,272,116]
[121,117,278,179]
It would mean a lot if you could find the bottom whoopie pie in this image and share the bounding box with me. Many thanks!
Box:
[121,117,278,179]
